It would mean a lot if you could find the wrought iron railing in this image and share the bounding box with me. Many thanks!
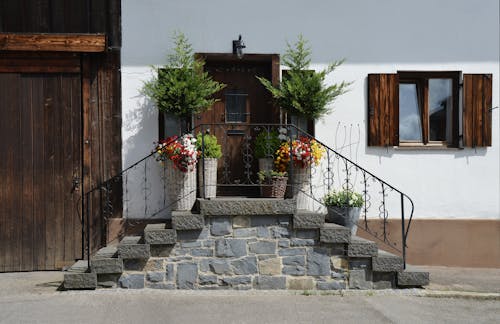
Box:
[81,123,414,270]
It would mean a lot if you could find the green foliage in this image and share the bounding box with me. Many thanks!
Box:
[254,130,282,159]
[257,35,351,120]
[143,32,226,118]
[323,189,364,207]
[257,170,288,183]
[196,132,222,159]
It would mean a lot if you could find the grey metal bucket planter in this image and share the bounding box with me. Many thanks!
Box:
[326,206,361,235]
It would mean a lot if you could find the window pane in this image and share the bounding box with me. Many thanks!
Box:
[428,79,453,142]
[225,92,247,123]
[399,83,423,141]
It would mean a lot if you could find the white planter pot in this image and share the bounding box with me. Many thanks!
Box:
[290,166,312,210]
[198,157,218,199]
[166,160,196,211]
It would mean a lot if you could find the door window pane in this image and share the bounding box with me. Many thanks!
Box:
[225,91,247,123]
[428,79,452,142]
[399,83,423,141]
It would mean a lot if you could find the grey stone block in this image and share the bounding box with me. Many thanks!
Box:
[373,272,396,289]
[290,238,315,246]
[249,241,276,254]
[215,239,247,257]
[233,228,257,238]
[347,237,378,257]
[282,265,306,276]
[349,258,372,270]
[165,264,174,281]
[331,271,347,280]
[119,273,145,289]
[93,246,118,259]
[147,271,165,283]
[91,258,123,274]
[320,224,350,243]
[172,212,204,230]
[271,226,290,238]
[278,248,306,256]
[288,278,315,290]
[278,239,290,248]
[307,248,330,276]
[118,237,150,259]
[254,276,286,289]
[64,272,97,290]
[199,274,218,285]
[200,259,231,275]
[177,263,198,289]
[397,271,430,287]
[180,241,202,248]
[173,248,190,256]
[203,239,215,248]
[97,274,120,288]
[231,256,258,275]
[147,282,176,289]
[317,280,346,290]
[282,255,305,266]
[199,198,296,216]
[177,228,209,240]
[349,269,372,289]
[191,248,213,257]
[372,250,404,272]
[222,276,252,286]
[211,217,232,236]
[144,224,177,245]
[294,229,319,239]
[257,226,270,238]
[293,212,325,229]
[150,245,173,257]
[123,259,147,271]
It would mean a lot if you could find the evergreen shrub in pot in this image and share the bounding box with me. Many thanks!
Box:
[196,132,222,199]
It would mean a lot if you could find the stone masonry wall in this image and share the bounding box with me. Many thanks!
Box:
[119,215,349,290]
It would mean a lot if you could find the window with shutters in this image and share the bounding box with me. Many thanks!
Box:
[368,72,492,148]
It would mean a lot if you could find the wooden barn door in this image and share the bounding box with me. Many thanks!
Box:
[0,54,83,271]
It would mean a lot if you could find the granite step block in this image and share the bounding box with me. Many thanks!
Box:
[199,198,296,216]
[319,223,350,243]
[172,211,204,230]
[118,236,151,259]
[93,246,118,259]
[63,260,97,290]
[293,211,325,229]
[397,270,430,287]
[372,250,404,272]
[347,236,378,257]
[91,258,124,274]
[144,223,177,245]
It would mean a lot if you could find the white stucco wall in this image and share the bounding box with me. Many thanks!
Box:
[121,0,500,219]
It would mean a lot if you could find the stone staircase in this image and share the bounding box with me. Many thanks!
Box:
[63,198,429,290]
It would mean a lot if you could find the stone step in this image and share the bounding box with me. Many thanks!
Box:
[172,211,204,230]
[319,223,351,243]
[144,223,177,244]
[93,246,118,259]
[372,250,404,272]
[63,260,97,290]
[293,210,325,229]
[117,236,151,260]
[397,268,430,287]
[91,258,123,274]
[198,198,296,216]
[347,236,378,257]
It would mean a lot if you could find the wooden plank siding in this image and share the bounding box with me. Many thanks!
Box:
[0,33,106,52]
[463,74,493,147]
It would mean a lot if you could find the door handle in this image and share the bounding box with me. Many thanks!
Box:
[71,177,80,193]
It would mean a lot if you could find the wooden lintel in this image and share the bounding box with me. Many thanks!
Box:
[0,33,106,52]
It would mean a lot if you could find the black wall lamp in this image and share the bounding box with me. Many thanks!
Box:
[232,35,246,59]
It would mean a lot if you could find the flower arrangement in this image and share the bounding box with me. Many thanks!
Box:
[274,136,325,171]
[323,189,364,208]
[155,134,198,172]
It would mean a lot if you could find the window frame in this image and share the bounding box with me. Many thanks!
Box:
[398,71,460,148]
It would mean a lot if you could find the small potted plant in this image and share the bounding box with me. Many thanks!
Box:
[196,132,222,199]
[254,129,282,172]
[323,189,364,235]
[155,134,198,210]
[258,170,288,198]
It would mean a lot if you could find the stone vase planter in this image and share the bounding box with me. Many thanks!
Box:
[166,160,196,211]
[289,166,311,210]
[326,206,361,235]
[258,157,274,172]
[198,157,218,199]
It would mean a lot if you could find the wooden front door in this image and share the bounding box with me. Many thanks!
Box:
[0,55,83,271]
[195,54,280,196]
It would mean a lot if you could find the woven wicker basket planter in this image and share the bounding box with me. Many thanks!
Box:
[261,176,288,198]
[166,160,196,211]
[198,157,218,199]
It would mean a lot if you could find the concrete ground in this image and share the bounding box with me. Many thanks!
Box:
[0,266,499,324]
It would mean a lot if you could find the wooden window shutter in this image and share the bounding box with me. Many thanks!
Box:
[367,74,399,146]
[463,74,492,147]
